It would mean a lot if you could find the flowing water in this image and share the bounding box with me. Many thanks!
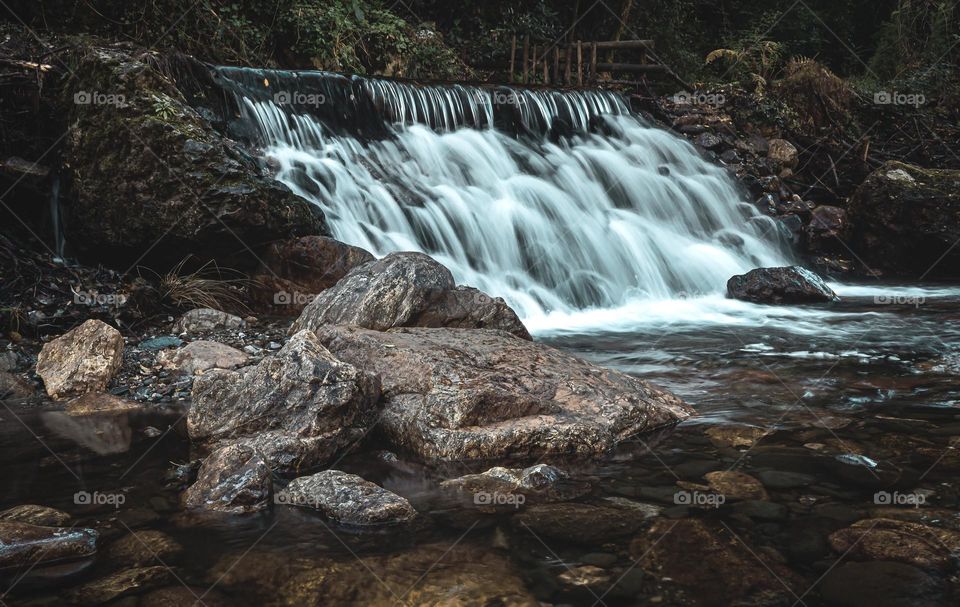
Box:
[4,74,960,605]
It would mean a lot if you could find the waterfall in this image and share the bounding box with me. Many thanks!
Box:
[212,68,793,326]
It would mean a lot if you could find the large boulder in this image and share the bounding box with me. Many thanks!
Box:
[276,470,416,526]
[188,330,380,471]
[62,47,327,269]
[727,266,838,304]
[182,443,272,514]
[251,236,375,315]
[291,252,531,339]
[845,161,960,278]
[314,326,692,461]
[36,319,125,399]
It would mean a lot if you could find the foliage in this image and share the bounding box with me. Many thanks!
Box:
[706,40,783,93]
[774,58,853,135]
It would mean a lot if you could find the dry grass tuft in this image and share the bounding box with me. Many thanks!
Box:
[776,57,853,134]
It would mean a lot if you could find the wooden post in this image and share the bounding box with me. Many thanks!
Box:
[509,34,517,83]
[543,51,549,84]
[564,44,572,85]
[577,40,583,86]
[553,46,560,84]
[521,36,529,84]
[532,45,538,83]
[590,42,598,84]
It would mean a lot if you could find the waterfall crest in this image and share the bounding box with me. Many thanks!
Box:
[213,68,792,324]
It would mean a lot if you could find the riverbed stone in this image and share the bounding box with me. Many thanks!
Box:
[65,392,142,414]
[314,325,692,461]
[64,566,173,605]
[828,518,960,571]
[440,464,591,505]
[818,561,948,607]
[727,266,838,304]
[189,330,380,471]
[36,319,124,399]
[513,503,648,544]
[0,504,71,527]
[276,470,416,526]
[291,252,531,339]
[704,470,768,501]
[0,371,35,400]
[182,443,272,514]
[767,138,799,169]
[172,308,245,334]
[0,521,98,570]
[157,340,249,375]
[105,530,182,567]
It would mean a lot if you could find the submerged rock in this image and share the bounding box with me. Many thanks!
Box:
[818,561,948,607]
[276,470,416,526]
[726,266,838,304]
[0,521,98,570]
[0,371,35,401]
[291,252,531,339]
[65,392,142,414]
[0,505,71,527]
[440,464,591,505]
[828,518,960,571]
[36,319,124,399]
[189,330,380,471]
[105,530,182,567]
[182,443,272,514]
[514,503,649,544]
[845,161,960,278]
[315,325,692,461]
[157,340,249,375]
[64,566,172,605]
[172,308,245,334]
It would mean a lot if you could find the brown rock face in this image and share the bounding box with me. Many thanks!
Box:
[845,161,960,278]
[276,470,417,526]
[291,252,531,339]
[188,330,380,471]
[251,236,375,315]
[727,266,838,304]
[36,319,124,399]
[182,443,272,514]
[314,325,692,461]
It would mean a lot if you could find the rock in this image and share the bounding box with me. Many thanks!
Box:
[41,408,134,455]
[189,330,380,471]
[276,470,416,526]
[105,530,182,566]
[315,325,692,461]
[157,340,249,375]
[171,308,245,334]
[36,319,124,399]
[695,132,722,150]
[630,519,802,607]
[139,586,232,607]
[767,138,799,169]
[845,161,960,278]
[828,518,960,571]
[0,505,71,527]
[0,521,98,570]
[731,500,788,521]
[440,464,590,505]
[0,350,17,371]
[806,205,846,252]
[65,392,142,414]
[756,470,815,489]
[703,470,768,501]
[64,566,172,605]
[513,503,648,544]
[726,266,838,304]
[62,47,326,269]
[182,444,272,514]
[291,252,531,340]
[251,236,375,314]
[0,371,35,401]
[139,336,184,351]
[705,425,767,448]
[818,561,948,607]
[558,565,611,588]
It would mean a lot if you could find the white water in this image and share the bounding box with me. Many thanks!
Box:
[233,81,801,328]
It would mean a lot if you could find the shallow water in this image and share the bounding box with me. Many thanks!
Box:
[3,285,959,606]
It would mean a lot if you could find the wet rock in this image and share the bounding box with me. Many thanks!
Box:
[41,408,134,455]
[315,325,692,461]
[845,161,960,278]
[138,586,231,607]
[514,503,648,544]
[251,236,375,314]
[62,47,326,268]
[64,566,172,605]
[806,205,846,252]
[767,138,799,169]
[157,340,249,375]
[558,565,611,587]
[818,561,948,607]
[756,470,815,490]
[0,350,17,371]
[105,530,182,567]
[695,132,722,150]
[705,425,767,448]
[828,518,960,571]
[276,470,416,526]
[440,464,591,505]
[65,392,142,414]
[189,330,380,471]
[172,308,245,334]
[182,443,272,514]
[580,552,619,567]
[0,521,98,570]
[0,505,71,527]
[726,266,838,304]
[703,470,768,501]
[630,518,802,607]
[36,319,124,399]
[139,336,184,351]
[732,500,788,521]
[0,371,35,401]
[291,252,531,340]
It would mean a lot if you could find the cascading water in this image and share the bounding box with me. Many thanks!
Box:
[213,68,794,329]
